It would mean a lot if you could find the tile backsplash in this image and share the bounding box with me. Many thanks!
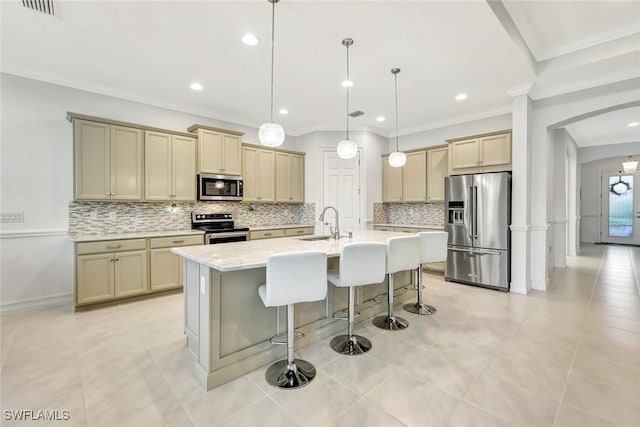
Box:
[69,201,316,234]
[373,202,444,225]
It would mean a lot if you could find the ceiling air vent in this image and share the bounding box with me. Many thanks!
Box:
[348,110,365,118]
[22,0,55,16]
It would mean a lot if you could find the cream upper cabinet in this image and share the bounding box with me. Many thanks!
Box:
[145,131,196,201]
[382,151,427,202]
[449,131,511,175]
[242,146,275,202]
[382,155,403,202]
[275,152,305,203]
[427,147,449,202]
[189,126,243,176]
[403,151,427,202]
[74,119,142,200]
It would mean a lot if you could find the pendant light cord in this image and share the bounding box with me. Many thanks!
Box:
[346,43,350,140]
[269,0,275,123]
[394,72,399,151]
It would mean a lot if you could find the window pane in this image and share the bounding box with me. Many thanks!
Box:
[609,175,633,237]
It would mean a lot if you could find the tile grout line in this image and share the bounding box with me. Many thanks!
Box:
[551,244,606,427]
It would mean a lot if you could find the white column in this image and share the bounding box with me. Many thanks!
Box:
[530,120,550,291]
[552,130,567,268]
[509,88,533,294]
[567,145,579,256]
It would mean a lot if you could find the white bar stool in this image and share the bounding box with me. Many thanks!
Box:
[404,231,448,315]
[373,235,420,331]
[258,251,327,389]
[328,242,387,355]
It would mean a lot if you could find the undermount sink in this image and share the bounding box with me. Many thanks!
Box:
[296,235,334,241]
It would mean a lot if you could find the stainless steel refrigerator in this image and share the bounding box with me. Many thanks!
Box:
[444,172,511,291]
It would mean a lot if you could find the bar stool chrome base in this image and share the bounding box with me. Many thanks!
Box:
[330,334,371,355]
[403,302,437,315]
[265,359,316,389]
[372,315,409,330]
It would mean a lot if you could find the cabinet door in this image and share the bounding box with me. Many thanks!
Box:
[450,139,480,170]
[74,120,110,200]
[172,135,196,201]
[150,248,182,291]
[427,147,449,202]
[111,125,143,200]
[198,129,222,174]
[242,146,258,202]
[480,134,511,167]
[77,253,114,304]
[403,151,427,202]
[257,149,276,201]
[290,154,304,203]
[221,134,242,175]
[275,152,291,202]
[145,131,172,200]
[114,250,148,298]
[382,156,403,202]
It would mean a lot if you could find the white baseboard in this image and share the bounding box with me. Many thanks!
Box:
[1,292,73,313]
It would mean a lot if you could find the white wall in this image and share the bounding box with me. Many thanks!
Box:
[0,73,298,307]
[580,153,640,243]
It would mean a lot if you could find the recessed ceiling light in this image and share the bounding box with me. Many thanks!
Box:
[341,80,354,88]
[376,116,386,122]
[242,33,259,46]
[278,108,288,115]
[627,122,639,127]
[190,82,203,91]
[455,93,468,101]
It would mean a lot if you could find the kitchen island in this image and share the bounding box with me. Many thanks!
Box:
[172,230,416,390]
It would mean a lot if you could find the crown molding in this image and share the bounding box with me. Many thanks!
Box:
[530,68,640,100]
[507,83,534,97]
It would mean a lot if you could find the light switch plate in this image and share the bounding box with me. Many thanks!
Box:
[0,212,24,223]
[200,276,206,295]
[109,212,116,220]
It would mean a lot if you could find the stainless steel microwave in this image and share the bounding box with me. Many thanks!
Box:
[198,174,243,201]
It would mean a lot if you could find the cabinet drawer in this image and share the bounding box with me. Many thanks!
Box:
[250,229,285,240]
[150,235,203,249]
[77,239,146,255]
[394,227,419,234]
[374,226,394,231]
[284,227,314,237]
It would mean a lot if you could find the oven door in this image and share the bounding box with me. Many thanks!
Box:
[205,231,249,244]
[198,174,243,201]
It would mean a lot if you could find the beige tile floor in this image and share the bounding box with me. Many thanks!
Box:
[1,244,639,426]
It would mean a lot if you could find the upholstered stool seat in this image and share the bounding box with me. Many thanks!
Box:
[328,242,387,355]
[373,235,420,331]
[404,231,448,315]
[258,251,327,389]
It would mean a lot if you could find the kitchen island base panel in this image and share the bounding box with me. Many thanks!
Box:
[183,258,413,390]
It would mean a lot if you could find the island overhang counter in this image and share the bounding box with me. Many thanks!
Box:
[172,230,417,390]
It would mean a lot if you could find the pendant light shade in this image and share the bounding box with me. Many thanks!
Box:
[259,0,284,147]
[337,38,358,159]
[388,68,405,168]
[622,155,638,174]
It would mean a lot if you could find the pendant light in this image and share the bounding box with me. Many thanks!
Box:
[336,38,358,159]
[622,155,638,174]
[258,0,285,147]
[388,68,406,168]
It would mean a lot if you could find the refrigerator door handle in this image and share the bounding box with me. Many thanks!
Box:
[449,246,502,256]
[468,185,473,240]
[473,185,478,239]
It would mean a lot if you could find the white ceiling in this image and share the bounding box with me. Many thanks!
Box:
[1,1,639,139]
[565,107,640,147]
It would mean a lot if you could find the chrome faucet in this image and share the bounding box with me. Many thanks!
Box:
[319,206,340,239]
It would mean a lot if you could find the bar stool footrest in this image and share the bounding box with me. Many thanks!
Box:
[332,310,360,320]
[269,331,305,345]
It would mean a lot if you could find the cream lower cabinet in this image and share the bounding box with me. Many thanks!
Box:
[74,119,143,200]
[243,146,276,202]
[77,249,147,305]
[275,152,304,203]
[145,131,196,201]
[427,146,448,202]
[149,235,203,291]
[382,151,427,202]
[449,132,511,175]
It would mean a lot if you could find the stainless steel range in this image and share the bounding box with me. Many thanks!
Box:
[191,213,249,244]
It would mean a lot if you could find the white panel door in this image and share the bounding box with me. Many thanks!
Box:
[322,150,361,234]
[600,170,640,245]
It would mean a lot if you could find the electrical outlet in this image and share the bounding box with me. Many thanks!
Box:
[200,276,206,295]
[109,212,116,220]
[0,212,24,223]
[283,209,289,216]
[90,211,98,219]
[409,207,415,215]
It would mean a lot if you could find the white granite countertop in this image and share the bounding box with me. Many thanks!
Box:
[373,223,444,230]
[240,224,316,231]
[69,229,204,242]
[172,230,409,272]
